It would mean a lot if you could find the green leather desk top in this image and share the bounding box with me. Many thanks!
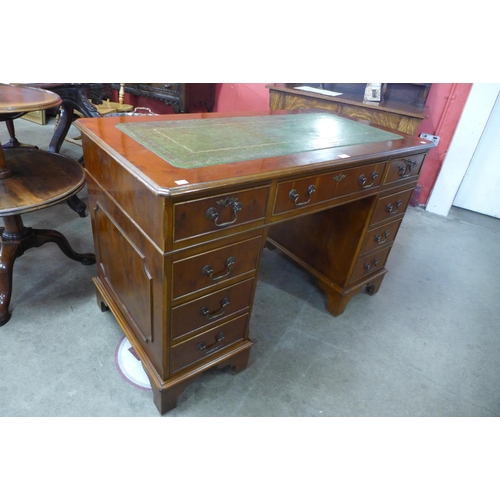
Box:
[116,112,403,169]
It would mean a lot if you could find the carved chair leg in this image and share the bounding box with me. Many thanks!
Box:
[48,105,87,218]
[67,195,87,218]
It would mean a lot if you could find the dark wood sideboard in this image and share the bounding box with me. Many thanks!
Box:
[76,110,434,414]
[267,83,431,135]
[110,83,215,113]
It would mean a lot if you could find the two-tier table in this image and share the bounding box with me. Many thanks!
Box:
[0,83,95,326]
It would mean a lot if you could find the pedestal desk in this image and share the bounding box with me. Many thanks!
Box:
[76,110,434,414]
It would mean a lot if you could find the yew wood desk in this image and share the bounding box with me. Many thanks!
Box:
[76,110,434,414]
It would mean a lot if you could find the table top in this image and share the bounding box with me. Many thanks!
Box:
[0,149,86,215]
[0,83,62,114]
[76,109,433,197]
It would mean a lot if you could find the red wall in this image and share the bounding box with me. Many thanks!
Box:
[213,83,271,112]
[415,83,472,205]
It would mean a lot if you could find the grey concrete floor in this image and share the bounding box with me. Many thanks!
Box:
[1,116,499,417]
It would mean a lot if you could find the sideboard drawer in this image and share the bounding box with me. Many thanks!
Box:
[171,278,255,340]
[272,162,386,215]
[383,153,426,186]
[370,188,413,225]
[174,185,270,242]
[360,219,403,255]
[172,235,262,299]
[171,314,248,373]
[349,247,392,284]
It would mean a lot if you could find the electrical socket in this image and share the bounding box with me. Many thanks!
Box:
[419,133,440,146]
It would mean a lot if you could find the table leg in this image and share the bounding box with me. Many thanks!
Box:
[0,240,21,326]
[0,215,96,326]
[3,120,20,148]
[24,228,96,265]
[2,119,39,150]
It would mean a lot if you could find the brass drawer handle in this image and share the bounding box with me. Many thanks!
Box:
[289,184,316,206]
[200,297,230,321]
[386,200,402,215]
[398,159,418,178]
[374,230,390,244]
[197,332,225,356]
[206,197,242,227]
[202,256,235,281]
[364,258,380,272]
[358,171,378,189]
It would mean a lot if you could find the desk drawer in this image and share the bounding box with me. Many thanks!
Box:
[174,185,269,242]
[360,219,403,255]
[349,247,392,284]
[171,278,254,340]
[171,314,248,373]
[370,189,413,225]
[383,153,426,186]
[172,235,262,299]
[273,162,386,215]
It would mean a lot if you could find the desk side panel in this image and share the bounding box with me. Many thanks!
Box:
[86,173,167,378]
[81,135,168,251]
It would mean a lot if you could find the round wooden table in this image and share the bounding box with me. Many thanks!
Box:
[0,84,95,326]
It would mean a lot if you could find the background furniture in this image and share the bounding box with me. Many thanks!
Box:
[0,84,95,326]
[110,83,216,113]
[267,83,431,135]
[76,110,434,414]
